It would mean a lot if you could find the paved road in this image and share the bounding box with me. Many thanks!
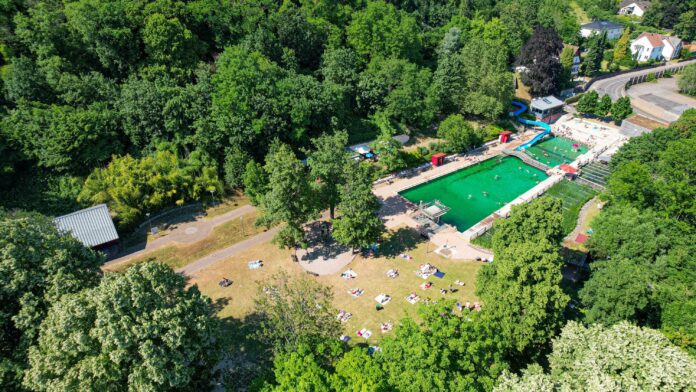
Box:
[106,204,256,266]
[177,227,279,276]
[589,59,696,122]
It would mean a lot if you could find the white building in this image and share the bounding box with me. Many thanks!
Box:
[630,32,683,62]
[618,1,651,17]
[580,21,624,40]
[564,45,582,75]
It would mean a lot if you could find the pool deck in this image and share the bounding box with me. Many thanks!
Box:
[374,116,625,258]
[374,133,537,259]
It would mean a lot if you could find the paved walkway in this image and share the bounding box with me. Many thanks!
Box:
[177,227,279,276]
[107,204,256,266]
[564,197,599,246]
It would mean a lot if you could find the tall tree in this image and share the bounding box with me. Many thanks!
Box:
[0,211,103,390]
[517,26,564,96]
[256,143,315,250]
[2,102,121,174]
[459,37,514,120]
[583,32,607,76]
[331,348,388,392]
[371,128,406,173]
[437,114,482,153]
[496,322,696,391]
[24,262,219,391]
[306,131,349,219]
[611,96,633,123]
[491,197,564,252]
[377,304,508,391]
[614,28,631,63]
[332,162,385,250]
[242,160,268,206]
[347,1,421,62]
[595,94,612,117]
[576,90,599,114]
[678,64,696,96]
[253,272,340,355]
[476,239,569,359]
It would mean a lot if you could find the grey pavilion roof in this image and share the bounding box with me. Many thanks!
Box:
[581,21,624,30]
[55,204,119,247]
[531,96,564,111]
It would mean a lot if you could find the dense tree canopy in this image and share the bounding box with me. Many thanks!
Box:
[24,262,219,391]
[518,26,564,96]
[0,211,103,390]
[580,109,696,355]
[1,0,538,220]
[496,322,696,391]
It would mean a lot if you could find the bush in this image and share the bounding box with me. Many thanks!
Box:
[565,92,584,104]
[645,73,657,82]
[483,124,505,141]
[678,64,696,96]
[437,114,482,153]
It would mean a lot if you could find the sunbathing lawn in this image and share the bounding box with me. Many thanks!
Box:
[104,211,263,272]
[190,227,483,345]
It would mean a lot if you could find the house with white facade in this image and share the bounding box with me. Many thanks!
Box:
[630,32,683,62]
[564,45,582,75]
[580,21,624,39]
[618,1,651,17]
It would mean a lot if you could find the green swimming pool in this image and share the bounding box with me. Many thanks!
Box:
[523,136,587,168]
[399,156,548,232]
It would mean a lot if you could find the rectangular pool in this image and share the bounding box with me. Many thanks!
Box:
[399,156,548,232]
[524,136,587,167]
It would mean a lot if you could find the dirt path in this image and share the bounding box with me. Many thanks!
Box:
[177,227,279,276]
[106,204,256,266]
[565,197,599,244]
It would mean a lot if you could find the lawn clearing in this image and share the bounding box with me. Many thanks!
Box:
[544,180,597,234]
[190,227,484,345]
[570,1,590,24]
[105,211,264,272]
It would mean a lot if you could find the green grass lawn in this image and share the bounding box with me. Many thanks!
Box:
[472,180,596,249]
[570,1,590,24]
[191,227,484,346]
[544,180,597,234]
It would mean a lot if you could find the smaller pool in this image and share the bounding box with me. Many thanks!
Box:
[524,136,587,167]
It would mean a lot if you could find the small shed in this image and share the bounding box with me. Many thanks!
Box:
[560,164,578,179]
[530,96,564,123]
[498,131,513,143]
[55,204,119,256]
[431,152,446,167]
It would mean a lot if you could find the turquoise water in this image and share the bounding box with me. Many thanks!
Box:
[399,157,548,231]
[524,136,587,167]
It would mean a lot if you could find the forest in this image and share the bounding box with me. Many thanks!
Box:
[0,0,588,223]
[1,0,696,391]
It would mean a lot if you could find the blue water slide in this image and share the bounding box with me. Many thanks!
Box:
[509,101,552,150]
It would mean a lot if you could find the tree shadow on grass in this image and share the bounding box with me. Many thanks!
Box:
[380,227,423,258]
[217,313,273,392]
